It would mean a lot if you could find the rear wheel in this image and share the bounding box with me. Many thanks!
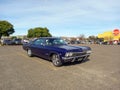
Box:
[27,49,33,57]
[51,54,62,67]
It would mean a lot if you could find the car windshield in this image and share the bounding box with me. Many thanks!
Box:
[46,38,67,45]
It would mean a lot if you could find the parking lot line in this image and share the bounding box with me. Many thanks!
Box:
[17,52,58,71]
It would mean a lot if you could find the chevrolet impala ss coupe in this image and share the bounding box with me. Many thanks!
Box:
[23,37,92,67]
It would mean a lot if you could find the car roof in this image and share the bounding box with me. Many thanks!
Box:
[38,37,60,39]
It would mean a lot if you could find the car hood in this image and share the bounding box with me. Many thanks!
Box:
[53,45,90,52]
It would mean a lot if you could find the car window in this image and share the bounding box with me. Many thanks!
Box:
[45,38,67,45]
[46,39,53,45]
[34,39,44,45]
[53,39,66,45]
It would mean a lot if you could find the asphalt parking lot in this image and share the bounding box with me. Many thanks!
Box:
[0,45,120,90]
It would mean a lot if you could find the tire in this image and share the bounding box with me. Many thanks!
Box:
[51,54,62,67]
[27,49,33,57]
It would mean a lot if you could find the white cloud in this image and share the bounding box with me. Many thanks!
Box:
[0,0,120,36]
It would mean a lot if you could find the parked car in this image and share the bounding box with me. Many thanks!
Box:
[70,40,81,44]
[118,42,120,45]
[12,39,22,45]
[1,39,13,45]
[102,41,108,45]
[23,37,92,67]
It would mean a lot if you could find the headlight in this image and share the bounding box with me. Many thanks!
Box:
[86,50,92,54]
[65,52,73,57]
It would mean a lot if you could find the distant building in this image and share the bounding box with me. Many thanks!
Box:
[98,29,120,44]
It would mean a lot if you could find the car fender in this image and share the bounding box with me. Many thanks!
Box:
[49,51,64,62]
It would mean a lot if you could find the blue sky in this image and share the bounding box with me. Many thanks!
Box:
[0,0,120,37]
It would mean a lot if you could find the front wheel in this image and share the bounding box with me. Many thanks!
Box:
[51,54,62,67]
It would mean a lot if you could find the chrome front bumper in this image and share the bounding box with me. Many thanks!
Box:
[62,53,90,62]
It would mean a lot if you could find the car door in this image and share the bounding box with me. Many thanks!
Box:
[31,38,45,57]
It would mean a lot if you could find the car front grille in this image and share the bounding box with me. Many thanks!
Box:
[72,52,86,56]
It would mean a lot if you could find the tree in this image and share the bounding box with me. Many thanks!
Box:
[0,20,15,39]
[27,27,52,38]
[88,36,97,41]
[11,36,17,40]
[78,34,85,40]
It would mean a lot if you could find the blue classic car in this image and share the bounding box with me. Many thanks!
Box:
[23,37,92,66]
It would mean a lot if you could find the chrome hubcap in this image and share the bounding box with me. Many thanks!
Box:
[52,55,60,65]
